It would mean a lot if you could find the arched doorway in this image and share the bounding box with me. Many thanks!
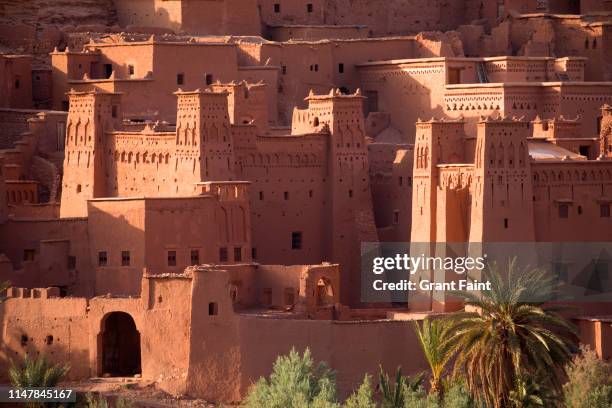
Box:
[100,312,141,377]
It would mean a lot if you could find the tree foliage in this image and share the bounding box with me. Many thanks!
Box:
[8,354,69,408]
[242,348,339,408]
[344,375,376,408]
[412,318,454,396]
[563,345,612,408]
[447,258,577,407]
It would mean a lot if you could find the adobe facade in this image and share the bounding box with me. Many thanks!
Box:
[57,86,376,305]
[1,0,612,404]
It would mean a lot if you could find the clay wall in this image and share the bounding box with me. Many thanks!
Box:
[251,37,418,124]
[358,59,449,143]
[266,25,368,42]
[5,181,37,205]
[50,51,102,111]
[0,55,33,109]
[182,0,261,36]
[87,199,146,296]
[53,42,241,121]
[211,82,270,132]
[0,158,6,223]
[369,144,413,242]
[0,109,38,149]
[532,161,612,241]
[107,131,176,196]
[580,0,612,13]
[114,0,261,35]
[114,0,183,32]
[321,0,470,37]
[86,195,250,295]
[0,291,91,380]
[143,195,252,272]
[241,133,329,265]
[32,69,53,108]
[0,218,91,294]
[237,67,280,125]
[235,316,429,400]
[8,203,60,219]
[259,0,326,26]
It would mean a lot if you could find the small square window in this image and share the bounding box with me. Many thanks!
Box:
[252,247,257,260]
[338,63,344,74]
[98,251,108,267]
[504,218,509,228]
[601,204,610,218]
[177,73,185,85]
[67,256,76,270]
[262,288,273,306]
[219,247,228,262]
[234,247,242,262]
[399,176,403,186]
[284,288,295,305]
[14,78,20,89]
[284,191,289,200]
[205,73,213,85]
[348,189,353,198]
[208,302,218,316]
[191,249,200,265]
[111,105,118,118]
[23,249,35,261]
[167,250,177,267]
[393,210,400,225]
[282,65,287,75]
[259,191,264,200]
[128,65,135,76]
[559,204,569,219]
[309,190,313,198]
[307,3,313,12]
[121,251,131,266]
[274,3,280,12]
[291,232,302,250]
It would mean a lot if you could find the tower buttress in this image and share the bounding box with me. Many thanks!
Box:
[469,117,535,242]
[305,88,378,305]
[175,89,236,195]
[60,90,121,218]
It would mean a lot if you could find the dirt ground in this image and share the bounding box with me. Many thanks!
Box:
[63,377,234,407]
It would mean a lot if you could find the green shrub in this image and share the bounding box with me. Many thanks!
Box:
[9,354,69,388]
[83,393,134,408]
[563,346,612,408]
[242,348,339,408]
[440,381,475,408]
[8,355,69,408]
[344,375,376,408]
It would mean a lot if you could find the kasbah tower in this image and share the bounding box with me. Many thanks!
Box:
[0,0,611,404]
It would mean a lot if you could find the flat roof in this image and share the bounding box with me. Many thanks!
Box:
[445,81,612,89]
[88,195,215,203]
[357,55,586,68]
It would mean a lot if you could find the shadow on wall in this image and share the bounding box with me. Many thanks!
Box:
[87,202,149,297]
[0,314,89,382]
[114,0,181,32]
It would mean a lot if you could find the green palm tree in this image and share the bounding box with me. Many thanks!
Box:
[448,258,577,408]
[412,318,455,397]
[379,366,405,408]
[9,354,70,408]
[378,366,425,408]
